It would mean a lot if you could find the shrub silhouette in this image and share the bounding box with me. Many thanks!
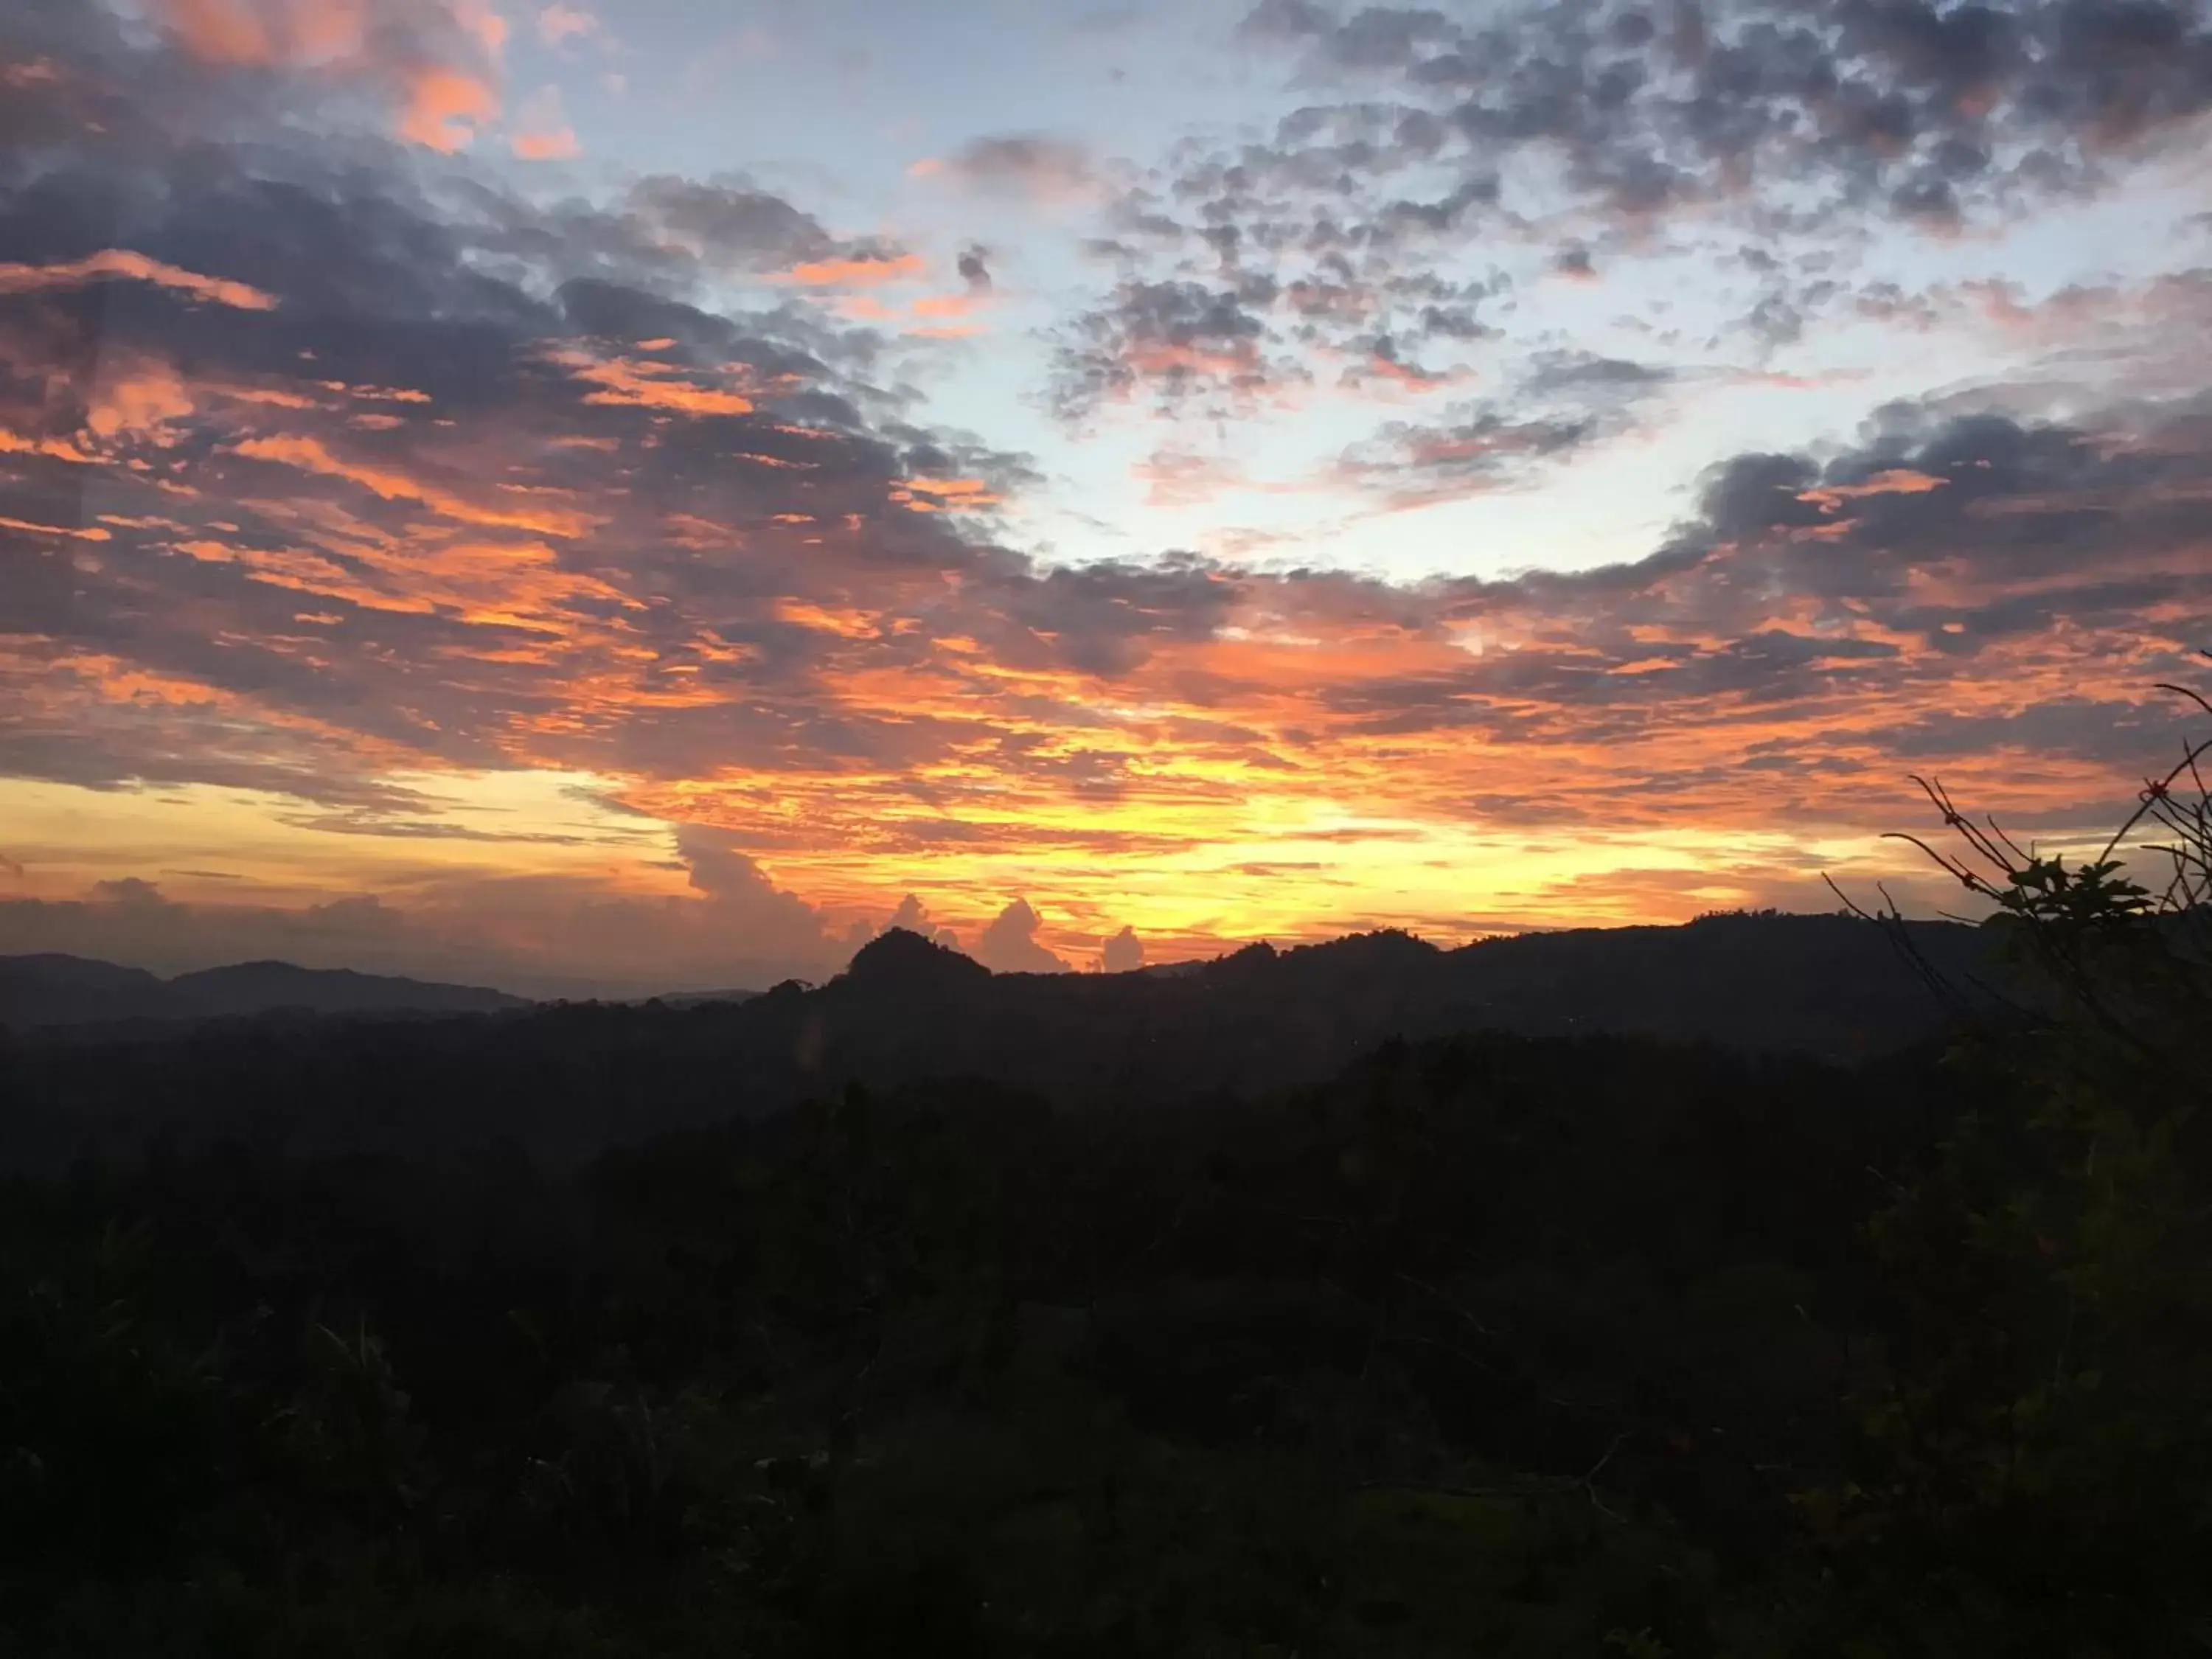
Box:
[1818,650,2212,1655]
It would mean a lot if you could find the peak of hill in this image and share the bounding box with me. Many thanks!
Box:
[841,927,993,990]
[0,953,526,1032]
[1279,928,1443,975]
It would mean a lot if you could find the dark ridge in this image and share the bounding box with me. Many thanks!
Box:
[0,953,526,1031]
[841,926,993,988]
[0,911,2017,1172]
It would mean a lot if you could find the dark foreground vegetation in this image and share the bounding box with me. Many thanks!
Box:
[3,686,2207,1657]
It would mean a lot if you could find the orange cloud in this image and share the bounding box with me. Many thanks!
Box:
[232,433,599,537]
[85,361,196,444]
[156,0,289,63]
[911,292,988,320]
[0,514,111,542]
[896,290,995,337]
[1798,470,1950,515]
[223,386,324,409]
[511,83,577,159]
[774,253,927,288]
[902,476,999,507]
[0,250,278,310]
[153,0,504,152]
[552,350,757,417]
[776,599,882,639]
[399,64,499,152]
[513,126,579,159]
[314,380,433,403]
[0,431,97,464]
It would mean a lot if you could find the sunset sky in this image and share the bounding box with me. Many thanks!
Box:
[4,0,2211,995]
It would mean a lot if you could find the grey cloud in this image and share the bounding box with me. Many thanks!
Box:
[1883,698,2186,768]
[1335,348,1677,504]
[1117,0,2212,372]
[1239,0,1338,44]
[934,134,1100,199]
[992,552,1240,675]
[1072,7,1147,35]
[624,174,841,271]
[1338,407,1604,505]
[1327,6,1458,69]
[1552,245,1598,281]
[1048,277,1304,422]
[1100,924,1145,972]
[1519,348,1677,398]
[1055,124,1517,411]
[1338,392,2212,736]
[880,894,961,950]
[972,897,1068,973]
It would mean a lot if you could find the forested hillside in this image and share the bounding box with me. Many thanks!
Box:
[3,736,2206,1656]
[1,911,2006,1172]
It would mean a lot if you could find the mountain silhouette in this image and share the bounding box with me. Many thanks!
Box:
[0,911,2019,1170]
[843,926,995,990]
[0,953,526,1031]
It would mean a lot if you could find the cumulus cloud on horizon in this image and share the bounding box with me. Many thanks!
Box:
[973,898,1069,973]
[1100,924,1144,973]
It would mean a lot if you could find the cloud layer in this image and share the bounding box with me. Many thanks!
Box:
[3,0,2209,985]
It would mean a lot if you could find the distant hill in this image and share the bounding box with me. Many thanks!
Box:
[0,955,174,1029]
[0,953,528,1031]
[642,988,762,1009]
[0,911,2025,1170]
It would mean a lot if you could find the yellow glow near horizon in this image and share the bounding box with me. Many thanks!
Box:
[0,772,677,907]
[0,765,1985,973]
